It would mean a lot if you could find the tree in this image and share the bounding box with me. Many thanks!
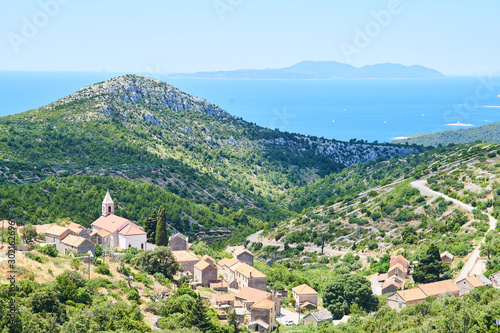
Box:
[130,246,181,279]
[144,208,157,243]
[21,224,37,244]
[401,225,417,244]
[227,308,238,331]
[413,244,445,283]
[191,297,213,332]
[155,207,169,246]
[322,274,378,319]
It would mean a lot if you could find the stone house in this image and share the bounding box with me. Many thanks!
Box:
[235,286,281,315]
[210,280,228,292]
[390,255,410,271]
[456,276,483,296]
[44,225,77,252]
[381,276,404,295]
[90,228,111,245]
[387,287,427,311]
[303,309,333,326]
[169,233,188,251]
[248,299,276,332]
[217,257,241,282]
[292,284,318,309]
[172,250,199,274]
[59,234,95,256]
[440,251,454,264]
[489,271,500,288]
[201,254,216,266]
[227,245,254,266]
[388,263,407,279]
[387,279,459,311]
[193,260,217,287]
[213,294,235,309]
[234,262,267,291]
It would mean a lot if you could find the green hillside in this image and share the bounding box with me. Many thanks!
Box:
[391,121,500,147]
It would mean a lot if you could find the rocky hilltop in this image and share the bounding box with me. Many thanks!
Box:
[53,74,231,118]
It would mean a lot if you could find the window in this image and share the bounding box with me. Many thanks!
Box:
[399,302,402,308]
[128,244,131,248]
[141,243,144,250]
[108,206,111,213]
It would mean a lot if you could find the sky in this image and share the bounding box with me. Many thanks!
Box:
[1,0,499,76]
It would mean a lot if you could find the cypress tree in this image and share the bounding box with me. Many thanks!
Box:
[155,207,169,246]
[144,208,157,243]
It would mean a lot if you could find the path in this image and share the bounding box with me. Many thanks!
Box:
[370,274,382,296]
[410,180,498,281]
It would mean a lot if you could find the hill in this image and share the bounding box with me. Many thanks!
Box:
[166,61,444,80]
[0,74,419,207]
[391,121,500,147]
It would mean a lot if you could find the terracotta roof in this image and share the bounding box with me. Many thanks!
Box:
[91,214,132,233]
[388,263,405,272]
[378,273,389,282]
[251,299,275,310]
[396,287,427,302]
[195,260,213,271]
[214,294,235,302]
[292,284,317,295]
[103,190,114,204]
[45,225,73,237]
[119,224,146,236]
[68,227,85,235]
[390,255,410,269]
[464,276,483,288]
[382,277,404,289]
[31,224,52,234]
[61,221,85,230]
[299,301,317,309]
[169,232,188,241]
[218,257,240,269]
[61,234,88,247]
[416,279,459,297]
[234,247,252,257]
[97,229,111,237]
[235,286,270,303]
[210,280,228,289]
[234,262,266,278]
[202,255,215,263]
[172,250,199,263]
[440,251,454,259]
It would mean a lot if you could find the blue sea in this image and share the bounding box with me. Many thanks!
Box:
[1,71,500,142]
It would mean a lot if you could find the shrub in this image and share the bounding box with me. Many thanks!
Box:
[37,244,58,257]
[127,288,140,302]
[25,251,44,263]
[95,263,112,276]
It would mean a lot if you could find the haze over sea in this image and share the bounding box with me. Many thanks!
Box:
[1,71,499,143]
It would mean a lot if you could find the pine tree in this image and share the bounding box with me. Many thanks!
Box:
[144,208,157,243]
[155,207,169,246]
[191,297,213,332]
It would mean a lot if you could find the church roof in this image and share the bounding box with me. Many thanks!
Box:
[119,224,146,236]
[103,190,114,204]
[91,214,132,233]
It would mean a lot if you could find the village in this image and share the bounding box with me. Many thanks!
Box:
[3,191,500,332]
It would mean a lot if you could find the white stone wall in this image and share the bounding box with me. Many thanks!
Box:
[118,233,147,250]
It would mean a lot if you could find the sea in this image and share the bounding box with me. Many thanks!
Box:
[1,71,500,143]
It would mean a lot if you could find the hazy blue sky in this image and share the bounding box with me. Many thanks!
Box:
[1,0,499,75]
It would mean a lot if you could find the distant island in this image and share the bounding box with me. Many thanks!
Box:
[165,61,445,80]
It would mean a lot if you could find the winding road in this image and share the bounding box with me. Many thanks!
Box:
[410,180,498,282]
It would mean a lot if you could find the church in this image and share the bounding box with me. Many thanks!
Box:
[90,191,152,251]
